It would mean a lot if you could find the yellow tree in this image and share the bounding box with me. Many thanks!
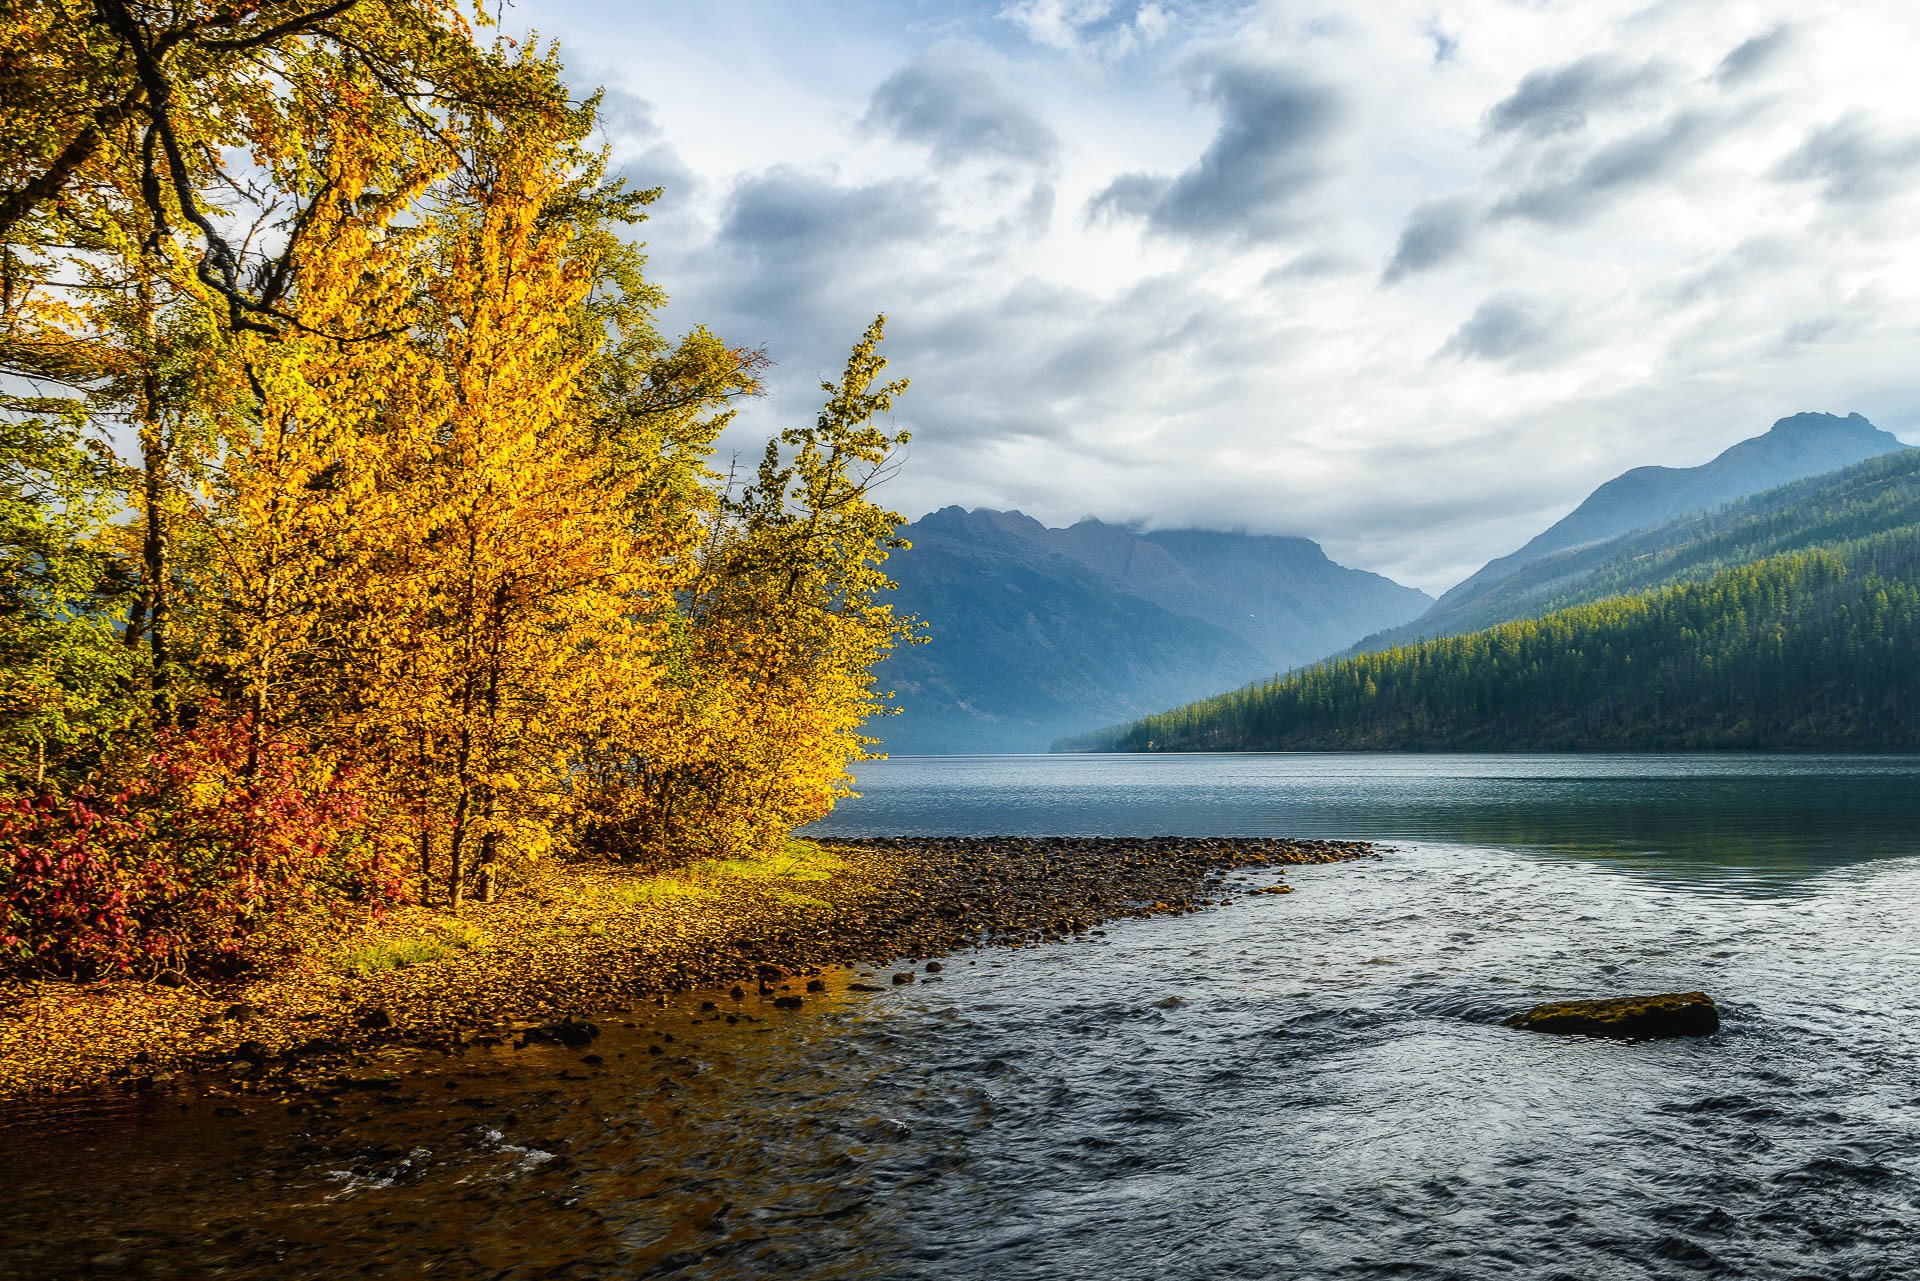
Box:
[595,318,920,862]
[217,55,678,907]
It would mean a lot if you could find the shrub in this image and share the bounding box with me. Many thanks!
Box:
[0,712,405,977]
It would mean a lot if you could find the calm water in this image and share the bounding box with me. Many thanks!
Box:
[3,754,1917,1279]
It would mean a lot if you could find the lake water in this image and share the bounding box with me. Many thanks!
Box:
[3,753,1917,1279]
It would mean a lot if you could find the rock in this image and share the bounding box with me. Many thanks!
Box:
[924,961,943,974]
[805,979,825,993]
[848,982,885,993]
[1504,992,1720,1040]
[223,1003,258,1023]
[554,1019,599,1048]
[773,995,803,1010]
[891,971,915,985]
[1253,884,1293,895]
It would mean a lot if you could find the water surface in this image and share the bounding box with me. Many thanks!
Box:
[814,752,1920,894]
[2,754,1916,1279]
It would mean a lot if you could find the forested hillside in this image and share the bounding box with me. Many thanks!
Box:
[1066,537,1920,753]
[1346,445,1920,656]
[1426,411,1907,619]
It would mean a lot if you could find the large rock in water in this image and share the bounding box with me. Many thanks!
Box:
[1504,992,1719,1040]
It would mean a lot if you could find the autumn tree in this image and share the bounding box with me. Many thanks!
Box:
[2,6,920,968]
[585,318,919,862]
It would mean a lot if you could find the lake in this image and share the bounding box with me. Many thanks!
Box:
[3,753,1917,1279]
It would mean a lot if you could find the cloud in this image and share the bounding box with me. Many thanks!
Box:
[1492,109,1722,223]
[1089,57,1342,242]
[1382,197,1476,284]
[1485,54,1669,139]
[1266,248,1361,284]
[1002,0,1172,59]
[863,47,1059,167]
[1774,113,1920,205]
[1439,296,1552,362]
[537,0,1920,595]
[1714,26,1792,86]
[719,168,940,257]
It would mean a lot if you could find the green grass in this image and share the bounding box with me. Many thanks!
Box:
[602,876,711,909]
[593,839,846,916]
[337,919,489,977]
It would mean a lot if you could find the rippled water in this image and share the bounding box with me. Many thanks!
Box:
[3,754,1918,1279]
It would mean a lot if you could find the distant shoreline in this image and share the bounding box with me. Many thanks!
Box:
[0,837,1374,1100]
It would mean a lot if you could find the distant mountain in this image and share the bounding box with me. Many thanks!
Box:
[1068,533,1920,754]
[1360,411,1910,654]
[876,508,1431,753]
[1339,446,1920,655]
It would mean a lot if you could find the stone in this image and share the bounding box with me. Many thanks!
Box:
[891,971,915,985]
[554,1019,599,1048]
[1504,992,1720,1040]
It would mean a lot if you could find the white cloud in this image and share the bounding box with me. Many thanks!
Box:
[510,0,1920,594]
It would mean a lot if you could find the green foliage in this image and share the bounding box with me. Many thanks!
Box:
[0,411,143,787]
[1074,543,1920,752]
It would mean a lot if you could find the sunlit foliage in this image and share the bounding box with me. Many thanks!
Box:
[0,7,916,971]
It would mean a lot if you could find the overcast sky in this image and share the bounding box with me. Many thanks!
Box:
[515,0,1920,593]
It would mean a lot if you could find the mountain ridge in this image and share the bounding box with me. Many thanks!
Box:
[1358,411,1911,656]
[876,508,1431,753]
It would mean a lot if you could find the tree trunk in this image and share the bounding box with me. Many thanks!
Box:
[418,827,434,904]
[135,275,172,723]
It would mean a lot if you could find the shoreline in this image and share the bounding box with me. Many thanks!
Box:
[0,836,1375,1101]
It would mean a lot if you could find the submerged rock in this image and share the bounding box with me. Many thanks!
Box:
[1505,992,1719,1040]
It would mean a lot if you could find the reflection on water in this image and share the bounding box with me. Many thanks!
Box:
[2,755,1918,1279]
[812,753,1920,894]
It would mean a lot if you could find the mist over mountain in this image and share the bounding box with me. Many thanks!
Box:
[1359,412,1910,653]
[876,508,1431,753]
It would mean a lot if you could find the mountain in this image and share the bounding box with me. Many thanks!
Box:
[1342,445,1920,653]
[1358,411,1910,654]
[876,508,1432,753]
[1066,539,1920,754]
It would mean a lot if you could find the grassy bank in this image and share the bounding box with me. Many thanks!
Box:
[0,837,1374,1098]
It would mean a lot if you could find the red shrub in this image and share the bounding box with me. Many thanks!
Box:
[0,713,406,977]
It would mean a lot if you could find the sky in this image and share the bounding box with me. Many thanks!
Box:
[511,0,1920,594]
